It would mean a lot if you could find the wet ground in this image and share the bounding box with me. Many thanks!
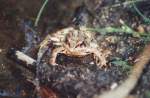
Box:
[0,0,150,98]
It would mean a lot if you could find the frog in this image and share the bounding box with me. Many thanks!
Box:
[39,26,111,68]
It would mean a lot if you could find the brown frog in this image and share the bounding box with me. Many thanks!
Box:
[39,27,111,68]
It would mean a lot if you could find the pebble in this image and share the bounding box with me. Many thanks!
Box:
[110,82,118,90]
[0,49,2,53]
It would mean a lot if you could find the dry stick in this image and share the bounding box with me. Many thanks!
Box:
[8,48,36,66]
[93,44,150,98]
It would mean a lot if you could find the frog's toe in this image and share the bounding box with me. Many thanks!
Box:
[49,58,58,66]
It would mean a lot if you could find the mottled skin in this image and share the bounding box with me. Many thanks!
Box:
[39,27,111,68]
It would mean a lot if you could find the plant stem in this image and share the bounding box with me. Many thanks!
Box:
[34,0,49,27]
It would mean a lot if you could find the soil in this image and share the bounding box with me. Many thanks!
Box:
[0,0,150,98]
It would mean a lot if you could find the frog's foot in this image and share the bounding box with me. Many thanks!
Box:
[93,55,105,68]
[93,49,111,68]
[95,55,107,68]
[49,58,58,66]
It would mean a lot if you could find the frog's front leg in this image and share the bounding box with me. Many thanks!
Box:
[49,47,64,65]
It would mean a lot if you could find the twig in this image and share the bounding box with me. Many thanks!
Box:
[100,0,143,10]
[8,48,36,67]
